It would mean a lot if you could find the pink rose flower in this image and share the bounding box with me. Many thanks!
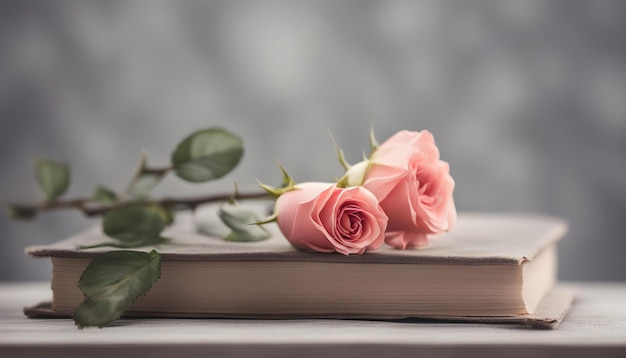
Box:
[275,182,388,255]
[345,130,456,249]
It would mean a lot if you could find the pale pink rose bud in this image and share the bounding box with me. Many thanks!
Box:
[345,160,370,187]
[275,182,388,255]
[344,130,456,249]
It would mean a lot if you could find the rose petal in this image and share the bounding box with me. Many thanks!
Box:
[385,230,429,249]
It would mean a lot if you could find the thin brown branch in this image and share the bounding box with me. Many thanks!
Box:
[141,165,173,175]
[9,191,272,218]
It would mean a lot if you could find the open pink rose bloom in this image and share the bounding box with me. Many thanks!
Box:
[346,130,456,249]
[275,182,388,255]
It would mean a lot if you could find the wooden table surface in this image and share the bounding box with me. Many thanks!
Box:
[1,282,625,358]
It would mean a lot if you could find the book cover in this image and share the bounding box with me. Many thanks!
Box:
[27,212,566,264]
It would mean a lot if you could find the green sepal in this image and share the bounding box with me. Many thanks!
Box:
[258,162,296,199]
[369,125,379,155]
[329,132,351,170]
[336,175,349,189]
[253,212,278,225]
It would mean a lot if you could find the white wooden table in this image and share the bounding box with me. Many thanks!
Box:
[1,282,625,357]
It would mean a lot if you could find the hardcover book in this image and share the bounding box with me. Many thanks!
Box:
[25,212,573,329]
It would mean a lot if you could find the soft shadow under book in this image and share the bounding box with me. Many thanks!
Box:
[25,212,573,329]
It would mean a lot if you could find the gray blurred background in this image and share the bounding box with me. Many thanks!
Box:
[1,0,625,281]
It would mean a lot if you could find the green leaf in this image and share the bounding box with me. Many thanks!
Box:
[4,203,37,220]
[125,152,166,198]
[129,173,164,198]
[219,201,271,242]
[171,128,243,182]
[195,212,231,239]
[74,250,161,328]
[34,159,70,200]
[76,236,169,250]
[92,186,117,204]
[102,204,169,247]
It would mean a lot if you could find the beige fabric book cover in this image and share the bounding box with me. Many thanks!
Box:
[25,212,573,329]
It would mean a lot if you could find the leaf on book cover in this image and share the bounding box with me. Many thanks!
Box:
[33,159,70,201]
[171,128,243,182]
[74,250,161,328]
[196,202,271,242]
[102,204,169,248]
[220,201,271,242]
[195,214,231,239]
[92,186,117,204]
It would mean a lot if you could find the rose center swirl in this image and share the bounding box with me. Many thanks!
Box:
[336,204,364,241]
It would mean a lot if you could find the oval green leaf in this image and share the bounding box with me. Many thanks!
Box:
[125,152,165,198]
[102,204,169,244]
[92,186,117,204]
[129,173,165,198]
[219,201,271,242]
[4,203,38,220]
[74,250,161,328]
[34,159,70,200]
[171,128,243,182]
[76,235,169,250]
